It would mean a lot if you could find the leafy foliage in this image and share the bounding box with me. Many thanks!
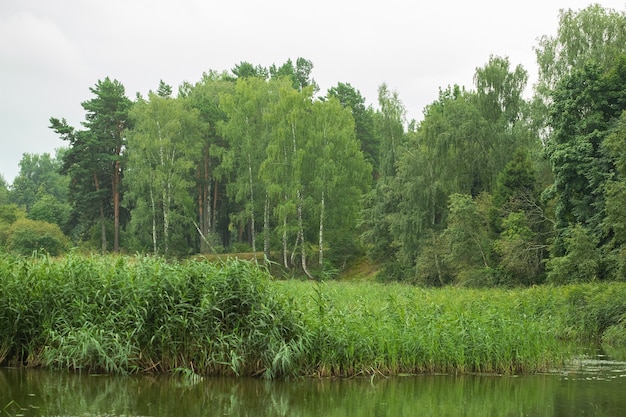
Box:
[49,77,132,252]
[7,218,69,256]
[9,152,68,211]
[2,11,619,287]
[547,59,626,232]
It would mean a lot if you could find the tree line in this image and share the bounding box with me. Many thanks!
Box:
[2,4,626,285]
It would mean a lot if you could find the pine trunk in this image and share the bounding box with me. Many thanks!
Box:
[93,172,107,252]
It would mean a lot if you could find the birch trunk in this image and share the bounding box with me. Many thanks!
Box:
[247,152,257,263]
[298,189,313,279]
[150,185,157,255]
[264,191,270,262]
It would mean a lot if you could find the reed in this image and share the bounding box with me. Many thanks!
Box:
[2,252,626,378]
[0,253,306,378]
[276,281,566,376]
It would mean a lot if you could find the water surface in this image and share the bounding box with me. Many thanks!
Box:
[2,350,625,417]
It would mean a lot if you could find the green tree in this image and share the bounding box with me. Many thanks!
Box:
[50,77,131,252]
[126,84,202,255]
[391,57,537,283]
[0,175,8,206]
[360,85,406,279]
[545,56,626,257]
[262,80,315,274]
[307,97,371,270]
[269,57,318,92]
[80,77,132,252]
[545,224,601,284]
[232,61,269,79]
[28,193,71,232]
[494,211,544,286]
[602,112,626,279]
[414,230,452,286]
[376,83,405,178]
[534,4,626,134]
[219,76,274,259]
[492,149,538,209]
[49,121,102,246]
[392,85,485,279]
[327,82,379,178]
[444,193,495,286]
[474,55,528,127]
[603,112,626,244]
[0,204,25,248]
[180,71,234,253]
[490,150,550,285]
[9,152,68,211]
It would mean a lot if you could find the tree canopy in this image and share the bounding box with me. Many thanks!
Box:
[2,5,626,286]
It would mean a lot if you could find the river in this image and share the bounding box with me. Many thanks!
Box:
[2,348,625,417]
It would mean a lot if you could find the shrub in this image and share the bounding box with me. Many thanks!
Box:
[28,194,71,231]
[7,218,70,256]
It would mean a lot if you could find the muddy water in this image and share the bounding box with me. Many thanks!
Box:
[1,350,625,417]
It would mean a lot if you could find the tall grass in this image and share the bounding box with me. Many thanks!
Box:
[2,252,626,378]
[277,282,564,376]
[0,253,306,378]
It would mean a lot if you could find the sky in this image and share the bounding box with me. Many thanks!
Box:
[1,0,625,184]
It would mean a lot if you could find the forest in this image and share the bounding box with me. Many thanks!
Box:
[1,4,626,286]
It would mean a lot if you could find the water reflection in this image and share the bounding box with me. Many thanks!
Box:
[1,363,625,417]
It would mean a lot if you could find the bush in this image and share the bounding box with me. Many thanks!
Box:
[7,218,70,256]
[28,194,71,231]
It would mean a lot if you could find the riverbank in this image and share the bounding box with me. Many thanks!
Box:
[1,254,625,378]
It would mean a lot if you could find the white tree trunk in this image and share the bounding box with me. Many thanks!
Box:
[248,152,257,263]
[298,189,313,279]
[150,185,157,255]
[264,191,270,262]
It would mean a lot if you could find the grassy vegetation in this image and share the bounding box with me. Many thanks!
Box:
[1,253,625,378]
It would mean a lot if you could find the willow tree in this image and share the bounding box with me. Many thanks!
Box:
[392,57,536,282]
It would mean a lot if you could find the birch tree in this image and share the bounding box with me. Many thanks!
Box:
[219,77,272,260]
[181,71,234,253]
[262,81,315,275]
[308,98,371,269]
[126,83,201,255]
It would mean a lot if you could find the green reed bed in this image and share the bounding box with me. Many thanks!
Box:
[2,253,626,378]
[275,281,566,376]
[275,280,626,376]
[0,253,306,378]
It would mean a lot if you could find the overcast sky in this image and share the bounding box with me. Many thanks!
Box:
[1,0,625,184]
